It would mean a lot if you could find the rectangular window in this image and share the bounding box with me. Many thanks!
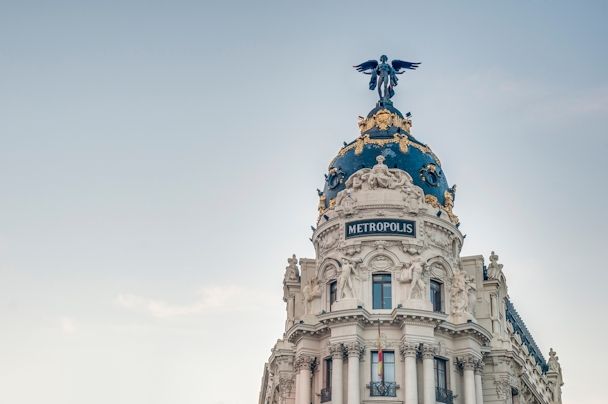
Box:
[371,351,395,382]
[372,274,392,309]
[434,358,447,389]
[325,358,332,388]
[430,280,442,313]
[329,281,337,309]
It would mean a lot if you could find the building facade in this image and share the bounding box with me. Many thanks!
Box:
[258,95,564,404]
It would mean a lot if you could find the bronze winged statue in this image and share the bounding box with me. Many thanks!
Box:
[354,55,420,101]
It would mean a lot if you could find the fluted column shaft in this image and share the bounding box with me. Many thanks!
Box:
[400,342,419,404]
[329,344,344,404]
[475,359,485,404]
[345,342,363,404]
[421,344,437,404]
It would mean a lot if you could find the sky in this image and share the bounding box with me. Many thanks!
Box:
[0,1,606,403]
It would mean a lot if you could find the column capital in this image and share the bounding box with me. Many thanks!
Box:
[294,354,316,372]
[456,355,477,371]
[474,358,485,374]
[400,342,419,358]
[420,343,438,359]
[344,341,365,358]
[328,343,345,360]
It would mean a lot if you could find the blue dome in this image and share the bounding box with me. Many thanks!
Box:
[320,101,452,211]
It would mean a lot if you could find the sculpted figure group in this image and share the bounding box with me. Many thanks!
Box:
[336,155,424,213]
[450,269,477,318]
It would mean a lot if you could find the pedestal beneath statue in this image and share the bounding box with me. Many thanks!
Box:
[402,299,432,311]
[331,298,363,311]
[300,313,319,325]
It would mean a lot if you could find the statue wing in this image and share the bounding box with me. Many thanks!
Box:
[391,60,421,72]
[353,60,378,74]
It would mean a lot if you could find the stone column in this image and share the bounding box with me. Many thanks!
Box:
[400,342,419,404]
[344,341,364,404]
[474,359,485,404]
[420,343,437,404]
[295,355,315,404]
[458,356,477,404]
[329,343,345,404]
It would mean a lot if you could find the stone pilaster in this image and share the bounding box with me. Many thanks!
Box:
[294,355,316,404]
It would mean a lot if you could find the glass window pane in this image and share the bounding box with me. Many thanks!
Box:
[383,283,392,309]
[373,283,382,309]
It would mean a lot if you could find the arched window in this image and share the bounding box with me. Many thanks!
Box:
[373,274,392,309]
[430,280,443,313]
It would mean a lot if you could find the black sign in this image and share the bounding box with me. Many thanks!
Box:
[345,219,416,239]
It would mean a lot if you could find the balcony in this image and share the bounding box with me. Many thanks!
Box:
[370,381,397,397]
[436,387,454,404]
[320,386,331,403]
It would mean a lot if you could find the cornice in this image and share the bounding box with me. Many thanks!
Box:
[436,321,493,345]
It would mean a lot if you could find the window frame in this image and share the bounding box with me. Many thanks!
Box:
[325,357,332,388]
[329,281,338,311]
[434,357,448,389]
[370,350,396,383]
[430,279,443,313]
[372,273,392,310]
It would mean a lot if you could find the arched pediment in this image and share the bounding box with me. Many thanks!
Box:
[316,257,342,283]
[426,256,455,280]
[361,249,404,273]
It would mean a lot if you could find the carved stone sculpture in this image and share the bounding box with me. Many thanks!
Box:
[487,251,504,280]
[547,348,561,373]
[450,269,469,317]
[338,257,363,300]
[301,276,322,315]
[466,275,477,315]
[399,256,428,300]
[284,254,299,282]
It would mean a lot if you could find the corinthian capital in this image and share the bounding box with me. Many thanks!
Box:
[420,343,438,359]
[456,355,477,371]
[294,355,316,372]
[344,341,365,358]
[400,342,419,358]
[475,358,485,373]
[328,343,345,359]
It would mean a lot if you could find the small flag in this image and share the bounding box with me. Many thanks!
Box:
[377,319,383,379]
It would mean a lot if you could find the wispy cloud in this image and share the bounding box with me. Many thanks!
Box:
[116,285,272,318]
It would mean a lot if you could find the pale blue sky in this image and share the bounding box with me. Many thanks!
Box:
[0,1,606,403]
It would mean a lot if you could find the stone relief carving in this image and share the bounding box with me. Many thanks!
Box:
[399,256,428,300]
[487,251,504,280]
[450,268,475,319]
[284,254,300,282]
[301,276,322,315]
[317,226,340,256]
[294,355,316,372]
[399,342,419,358]
[420,343,438,359]
[278,375,295,404]
[494,377,513,404]
[338,257,363,300]
[328,343,345,359]
[456,355,477,371]
[369,254,394,271]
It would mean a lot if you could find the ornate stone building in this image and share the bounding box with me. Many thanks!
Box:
[258,95,564,404]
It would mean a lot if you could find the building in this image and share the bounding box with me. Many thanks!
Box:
[258,62,564,404]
